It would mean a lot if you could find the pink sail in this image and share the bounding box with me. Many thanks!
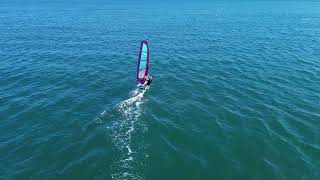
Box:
[136,40,150,84]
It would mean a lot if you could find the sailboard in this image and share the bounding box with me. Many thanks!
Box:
[136,40,150,84]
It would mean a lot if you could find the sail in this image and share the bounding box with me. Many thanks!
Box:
[136,40,150,84]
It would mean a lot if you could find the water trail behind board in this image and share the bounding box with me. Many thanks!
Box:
[117,85,147,111]
[110,84,149,180]
[84,84,149,179]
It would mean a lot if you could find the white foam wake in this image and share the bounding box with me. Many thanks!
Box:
[109,84,149,180]
[117,88,146,111]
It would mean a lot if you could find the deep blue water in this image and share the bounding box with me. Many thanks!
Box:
[1,1,320,179]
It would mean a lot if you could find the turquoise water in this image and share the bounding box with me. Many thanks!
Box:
[1,1,320,179]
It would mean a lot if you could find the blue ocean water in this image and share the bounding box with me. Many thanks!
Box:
[1,1,320,179]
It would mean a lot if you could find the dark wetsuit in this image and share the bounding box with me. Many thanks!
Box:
[146,79,152,86]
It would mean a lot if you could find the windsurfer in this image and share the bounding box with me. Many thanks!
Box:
[143,75,152,88]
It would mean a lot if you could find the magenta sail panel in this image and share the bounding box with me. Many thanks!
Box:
[136,40,150,84]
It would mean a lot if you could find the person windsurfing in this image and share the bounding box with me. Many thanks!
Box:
[143,75,152,88]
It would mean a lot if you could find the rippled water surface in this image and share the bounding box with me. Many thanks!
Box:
[1,1,320,179]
